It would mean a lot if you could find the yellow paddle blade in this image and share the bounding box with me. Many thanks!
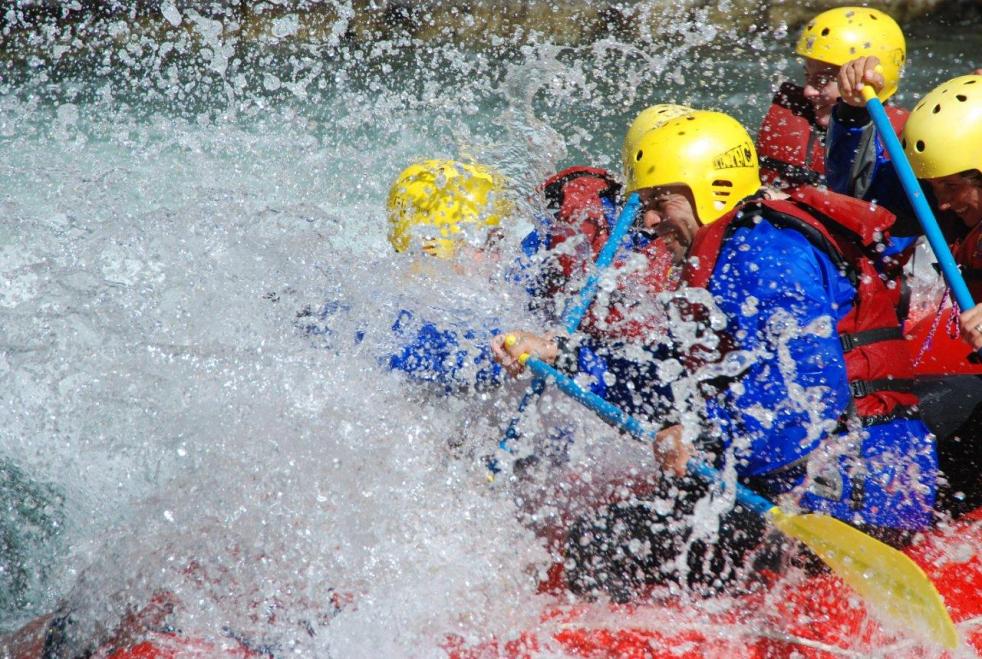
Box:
[767,507,958,649]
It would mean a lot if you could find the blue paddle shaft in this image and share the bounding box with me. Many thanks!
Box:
[864,93,976,313]
[562,193,643,332]
[522,355,775,516]
[494,193,641,460]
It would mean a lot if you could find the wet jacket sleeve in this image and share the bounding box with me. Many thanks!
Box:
[825,103,918,227]
[388,310,502,393]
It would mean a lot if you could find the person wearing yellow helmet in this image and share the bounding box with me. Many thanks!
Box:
[833,66,982,348]
[756,7,908,189]
[530,104,694,342]
[830,66,982,519]
[292,158,521,396]
[492,109,942,597]
[386,159,511,260]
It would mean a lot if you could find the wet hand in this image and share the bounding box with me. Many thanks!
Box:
[837,56,885,107]
[490,331,558,378]
[959,303,982,351]
[653,424,691,477]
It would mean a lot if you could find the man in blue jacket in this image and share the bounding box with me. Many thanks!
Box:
[493,110,938,598]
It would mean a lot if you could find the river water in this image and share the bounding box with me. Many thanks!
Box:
[0,4,979,656]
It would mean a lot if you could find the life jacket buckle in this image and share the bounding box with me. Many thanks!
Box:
[849,380,872,398]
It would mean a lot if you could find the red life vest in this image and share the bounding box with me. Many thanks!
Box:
[541,166,622,277]
[906,221,982,376]
[540,166,680,339]
[756,82,908,189]
[684,186,917,420]
[955,221,982,303]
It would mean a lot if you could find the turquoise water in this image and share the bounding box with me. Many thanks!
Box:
[0,5,979,655]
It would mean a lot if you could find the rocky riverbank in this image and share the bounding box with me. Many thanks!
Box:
[3,0,978,61]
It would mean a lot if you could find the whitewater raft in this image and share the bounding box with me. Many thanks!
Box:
[100,508,981,658]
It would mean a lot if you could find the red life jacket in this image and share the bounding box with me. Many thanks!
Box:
[684,186,918,420]
[540,166,680,339]
[906,221,982,376]
[955,221,982,303]
[756,82,908,189]
[541,166,622,277]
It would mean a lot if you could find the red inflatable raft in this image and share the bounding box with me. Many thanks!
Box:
[445,507,982,658]
[101,510,981,658]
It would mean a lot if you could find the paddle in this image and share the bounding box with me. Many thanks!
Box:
[488,192,642,475]
[859,75,978,333]
[508,346,958,649]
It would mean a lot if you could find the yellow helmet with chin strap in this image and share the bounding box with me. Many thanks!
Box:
[386,159,510,258]
[626,110,761,225]
[621,104,695,179]
[901,75,982,179]
[795,7,906,101]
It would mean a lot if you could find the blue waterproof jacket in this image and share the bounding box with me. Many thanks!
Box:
[564,215,936,530]
[825,102,927,249]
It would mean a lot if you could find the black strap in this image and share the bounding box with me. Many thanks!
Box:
[849,378,914,399]
[851,405,920,428]
[543,169,620,210]
[758,155,825,187]
[839,326,904,353]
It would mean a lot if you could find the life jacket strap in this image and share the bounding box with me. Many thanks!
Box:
[848,377,914,399]
[839,326,904,353]
[757,156,825,187]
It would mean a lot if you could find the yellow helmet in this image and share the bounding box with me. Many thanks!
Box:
[621,104,695,179]
[626,110,761,225]
[386,159,510,258]
[794,7,906,101]
[902,75,982,179]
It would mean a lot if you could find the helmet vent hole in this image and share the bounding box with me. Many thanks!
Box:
[821,27,830,36]
[678,131,686,136]
[712,179,733,189]
[636,150,643,162]
[915,140,925,152]
[956,94,967,102]
[870,13,878,19]
[933,104,941,113]
[965,79,978,85]
[901,138,907,149]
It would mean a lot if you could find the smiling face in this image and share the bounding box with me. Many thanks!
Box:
[801,58,841,129]
[929,171,982,228]
[635,185,701,264]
